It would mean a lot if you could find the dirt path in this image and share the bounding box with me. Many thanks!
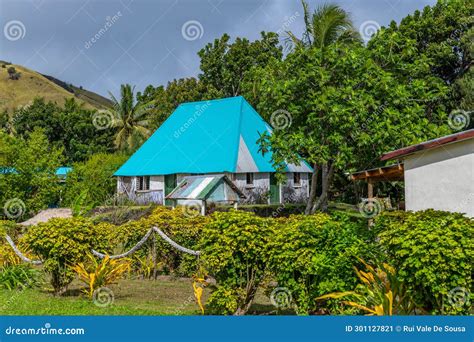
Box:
[20,208,72,226]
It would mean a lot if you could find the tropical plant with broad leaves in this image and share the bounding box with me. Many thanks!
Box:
[108,84,154,151]
[73,254,130,298]
[316,260,416,315]
[0,264,41,290]
[286,0,360,50]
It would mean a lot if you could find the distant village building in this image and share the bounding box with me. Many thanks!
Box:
[114,96,312,206]
[381,129,474,217]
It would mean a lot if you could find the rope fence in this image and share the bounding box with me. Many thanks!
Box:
[4,226,201,265]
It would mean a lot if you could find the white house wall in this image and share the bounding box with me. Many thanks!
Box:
[117,172,311,205]
[404,139,474,217]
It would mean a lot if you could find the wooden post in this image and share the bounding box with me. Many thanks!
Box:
[152,232,157,280]
[201,200,206,216]
[367,179,374,199]
[233,201,238,209]
[368,179,374,227]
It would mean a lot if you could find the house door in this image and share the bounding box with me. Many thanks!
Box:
[164,174,177,206]
[269,173,280,204]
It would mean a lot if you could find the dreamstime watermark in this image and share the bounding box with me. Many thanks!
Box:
[5,323,85,336]
[358,198,383,218]
[84,11,122,49]
[359,20,380,41]
[92,110,116,130]
[270,287,292,309]
[4,20,26,41]
[181,202,201,218]
[173,101,211,138]
[270,109,292,130]
[181,20,204,41]
[447,287,470,309]
[92,287,114,307]
[3,198,26,219]
[448,110,471,131]
[276,12,300,37]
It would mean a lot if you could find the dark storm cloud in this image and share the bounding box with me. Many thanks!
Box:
[0,0,436,97]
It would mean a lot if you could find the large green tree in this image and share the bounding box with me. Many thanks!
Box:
[0,129,63,219]
[253,44,450,214]
[369,0,473,111]
[10,98,115,163]
[198,32,282,98]
[138,78,212,130]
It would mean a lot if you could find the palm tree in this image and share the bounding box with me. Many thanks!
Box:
[287,1,360,50]
[108,84,153,151]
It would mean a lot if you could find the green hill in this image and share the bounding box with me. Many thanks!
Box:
[0,61,113,112]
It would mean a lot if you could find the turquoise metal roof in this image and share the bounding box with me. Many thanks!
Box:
[56,167,72,176]
[114,96,312,176]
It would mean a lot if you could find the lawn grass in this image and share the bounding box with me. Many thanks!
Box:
[0,277,275,315]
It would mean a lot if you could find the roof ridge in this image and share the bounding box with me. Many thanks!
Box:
[178,95,243,107]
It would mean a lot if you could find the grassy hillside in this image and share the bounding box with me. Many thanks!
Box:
[0,62,112,112]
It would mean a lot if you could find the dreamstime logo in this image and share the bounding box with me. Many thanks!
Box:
[92,111,115,130]
[448,110,471,131]
[359,20,380,40]
[358,198,383,218]
[4,20,26,41]
[447,287,470,309]
[3,198,26,219]
[93,287,114,307]
[270,287,292,309]
[270,109,292,130]
[173,101,211,138]
[84,11,122,49]
[181,202,201,218]
[181,20,204,41]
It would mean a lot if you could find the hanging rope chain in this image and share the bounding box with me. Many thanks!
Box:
[5,234,43,265]
[4,226,201,264]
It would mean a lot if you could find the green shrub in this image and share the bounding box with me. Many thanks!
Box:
[113,206,208,277]
[63,153,128,212]
[267,213,379,314]
[376,210,473,314]
[22,217,112,294]
[0,264,41,290]
[198,210,274,315]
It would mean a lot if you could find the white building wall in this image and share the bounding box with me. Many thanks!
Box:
[117,172,311,205]
[404,139,474,217]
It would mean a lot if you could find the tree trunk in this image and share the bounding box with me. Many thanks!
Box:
[310,162,335,214]
[305,163,319,215]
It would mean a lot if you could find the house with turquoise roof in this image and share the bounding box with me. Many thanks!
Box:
[114,96,312,205]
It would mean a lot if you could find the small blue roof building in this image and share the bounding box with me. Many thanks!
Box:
[115,96,312,205]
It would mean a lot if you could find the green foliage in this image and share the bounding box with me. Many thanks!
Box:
[22,217,112,293]
[108,84,153,152]
[317,261,416,315]
[198,210,274,315]
[114,206,208,276]
[73,254,131,297]
[63,153,128,212]
[205,286,240,315]
[0,264,41,290]
[266,213,379,314]
[376,210,473,314]
[0,129,63,219]
[199,32,282,98]
[12,98,115,163]
[139,78,211,130]
[286,1,360,49]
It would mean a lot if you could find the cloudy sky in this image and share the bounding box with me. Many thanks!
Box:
[1,0,436,98]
